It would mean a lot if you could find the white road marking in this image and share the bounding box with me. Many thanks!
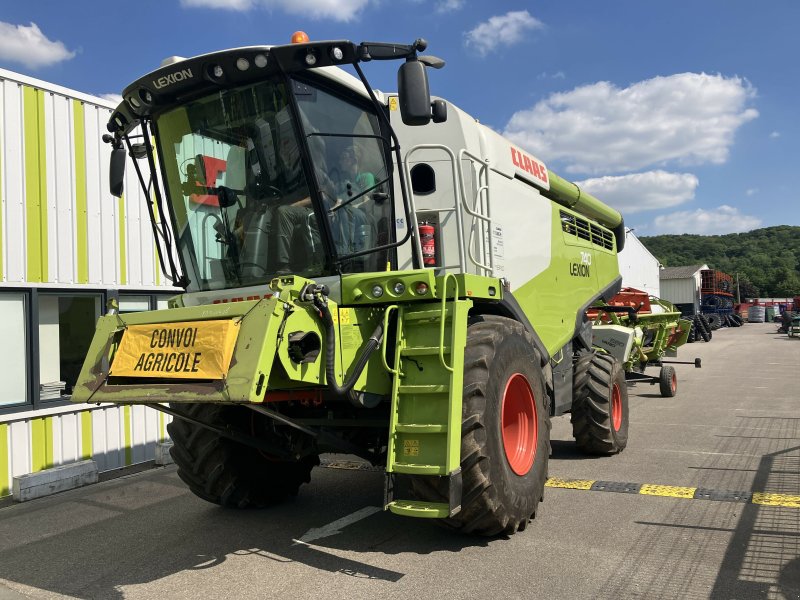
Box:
[294,506,382,545]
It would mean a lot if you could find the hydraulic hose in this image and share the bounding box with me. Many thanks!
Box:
[312,293,384,401]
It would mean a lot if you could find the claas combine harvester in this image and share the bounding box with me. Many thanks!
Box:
[75,32,650,536]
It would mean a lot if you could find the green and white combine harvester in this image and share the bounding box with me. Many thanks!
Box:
[75,33,649,535]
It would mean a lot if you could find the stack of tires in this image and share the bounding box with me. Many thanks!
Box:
[687,314,712,343]
[689,313,744,341]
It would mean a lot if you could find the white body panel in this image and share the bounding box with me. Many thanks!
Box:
[592,324,635,364]
[390,98,553,286]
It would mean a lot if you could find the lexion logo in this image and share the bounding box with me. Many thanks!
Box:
[153,68,193,90]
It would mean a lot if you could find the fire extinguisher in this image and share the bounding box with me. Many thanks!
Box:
[419,221,436,266]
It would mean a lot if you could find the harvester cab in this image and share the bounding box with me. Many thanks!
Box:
[75,32,634,536]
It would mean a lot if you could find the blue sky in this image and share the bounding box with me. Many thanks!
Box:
[1,1,797,236]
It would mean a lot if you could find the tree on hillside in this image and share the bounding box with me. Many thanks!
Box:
[640,226,800,297]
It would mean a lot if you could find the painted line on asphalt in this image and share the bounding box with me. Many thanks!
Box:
[546,477,800,508]
[319,461,800,509]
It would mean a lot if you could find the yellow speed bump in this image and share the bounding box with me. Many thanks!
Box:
[639,484,697,499]
[545,477,595,490]
[752,493,800,508]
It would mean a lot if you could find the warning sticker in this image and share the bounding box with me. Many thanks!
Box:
[403,439,420,456]
[389,97,399,111]
[110,320,239,379]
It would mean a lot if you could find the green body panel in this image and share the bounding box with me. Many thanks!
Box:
[72,271,500,408]
[72,299,284,405]
[507,206,620,356]
[546,169,623,230]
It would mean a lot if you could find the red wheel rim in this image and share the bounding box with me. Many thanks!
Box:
[501,373,537,476]
[671,372,677,393]
[611,383,623,431]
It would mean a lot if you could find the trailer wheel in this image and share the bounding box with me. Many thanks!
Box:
[167,403,317,508]
[659,365,677,397]
[410,315,550,536]
[571,351,629,454]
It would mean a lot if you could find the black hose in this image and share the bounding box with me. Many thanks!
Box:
[314,295,384,399]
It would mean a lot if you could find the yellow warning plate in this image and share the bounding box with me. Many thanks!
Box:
[110,320,239,379]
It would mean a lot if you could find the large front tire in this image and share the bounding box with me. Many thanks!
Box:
[411,315,551,536]
[167,404,317,508]
[571,351,629,454]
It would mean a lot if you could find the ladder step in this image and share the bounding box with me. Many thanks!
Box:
[392,463,448,476]
[387,500,449,519]
[398,384,449,395]
[395,423,447,433]
[401,346,451,357]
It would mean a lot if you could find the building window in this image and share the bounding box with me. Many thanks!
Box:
[119,295,152,314]
[38,295,102,399]
[0,293,28,407]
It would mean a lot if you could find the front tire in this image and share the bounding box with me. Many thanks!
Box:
[571,351,629,454]
[411,315,550,536]
[167,404,317,508]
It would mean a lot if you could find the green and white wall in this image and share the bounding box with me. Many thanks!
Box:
[0,67,179,499]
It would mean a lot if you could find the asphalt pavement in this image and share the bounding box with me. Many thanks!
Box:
[1,322,798,599]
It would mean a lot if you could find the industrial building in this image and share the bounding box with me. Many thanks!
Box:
[659,264,709,316]
[0,67,179,500]
[617,229,661,297]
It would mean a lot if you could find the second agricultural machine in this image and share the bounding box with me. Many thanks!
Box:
[73,32,673,535]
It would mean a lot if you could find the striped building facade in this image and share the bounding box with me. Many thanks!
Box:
[0,68,180,499]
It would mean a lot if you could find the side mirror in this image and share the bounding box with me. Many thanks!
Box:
[398,60,431,126]
[110,146,126,197]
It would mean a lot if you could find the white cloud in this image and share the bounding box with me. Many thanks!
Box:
[0,21,75,69]
[770,131,780,139]
[651,205,761,235]
[436,0,464,13]
[99,93,123,105]
[504,73,758,175]
[745,188,758,196]
[537,71,565,80]
[577,171,699,214]
[465,10,544,57]
[180,0,369,21]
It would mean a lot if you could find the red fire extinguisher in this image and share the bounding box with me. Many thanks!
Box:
[419,221,436,266]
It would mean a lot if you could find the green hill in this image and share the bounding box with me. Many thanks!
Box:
[639,226,800,298]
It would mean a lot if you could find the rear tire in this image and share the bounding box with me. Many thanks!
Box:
[571,351,629,454]
[411,315,550,536]
[659,365,677,397]
[167,403,317,508]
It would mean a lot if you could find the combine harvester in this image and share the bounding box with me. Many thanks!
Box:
[76,32,637,535]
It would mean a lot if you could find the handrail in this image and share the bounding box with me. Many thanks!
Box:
[381,305,400,375]
[438,273,459,372]
[457,149,494,275]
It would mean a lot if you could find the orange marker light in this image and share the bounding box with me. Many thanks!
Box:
[291,31,310,44]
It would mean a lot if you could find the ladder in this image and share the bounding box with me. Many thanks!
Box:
[383,275,471,518]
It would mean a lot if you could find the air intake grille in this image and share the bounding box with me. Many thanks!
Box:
[560,210,614,251]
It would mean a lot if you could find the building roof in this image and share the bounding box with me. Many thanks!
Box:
[659,264,707,280]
